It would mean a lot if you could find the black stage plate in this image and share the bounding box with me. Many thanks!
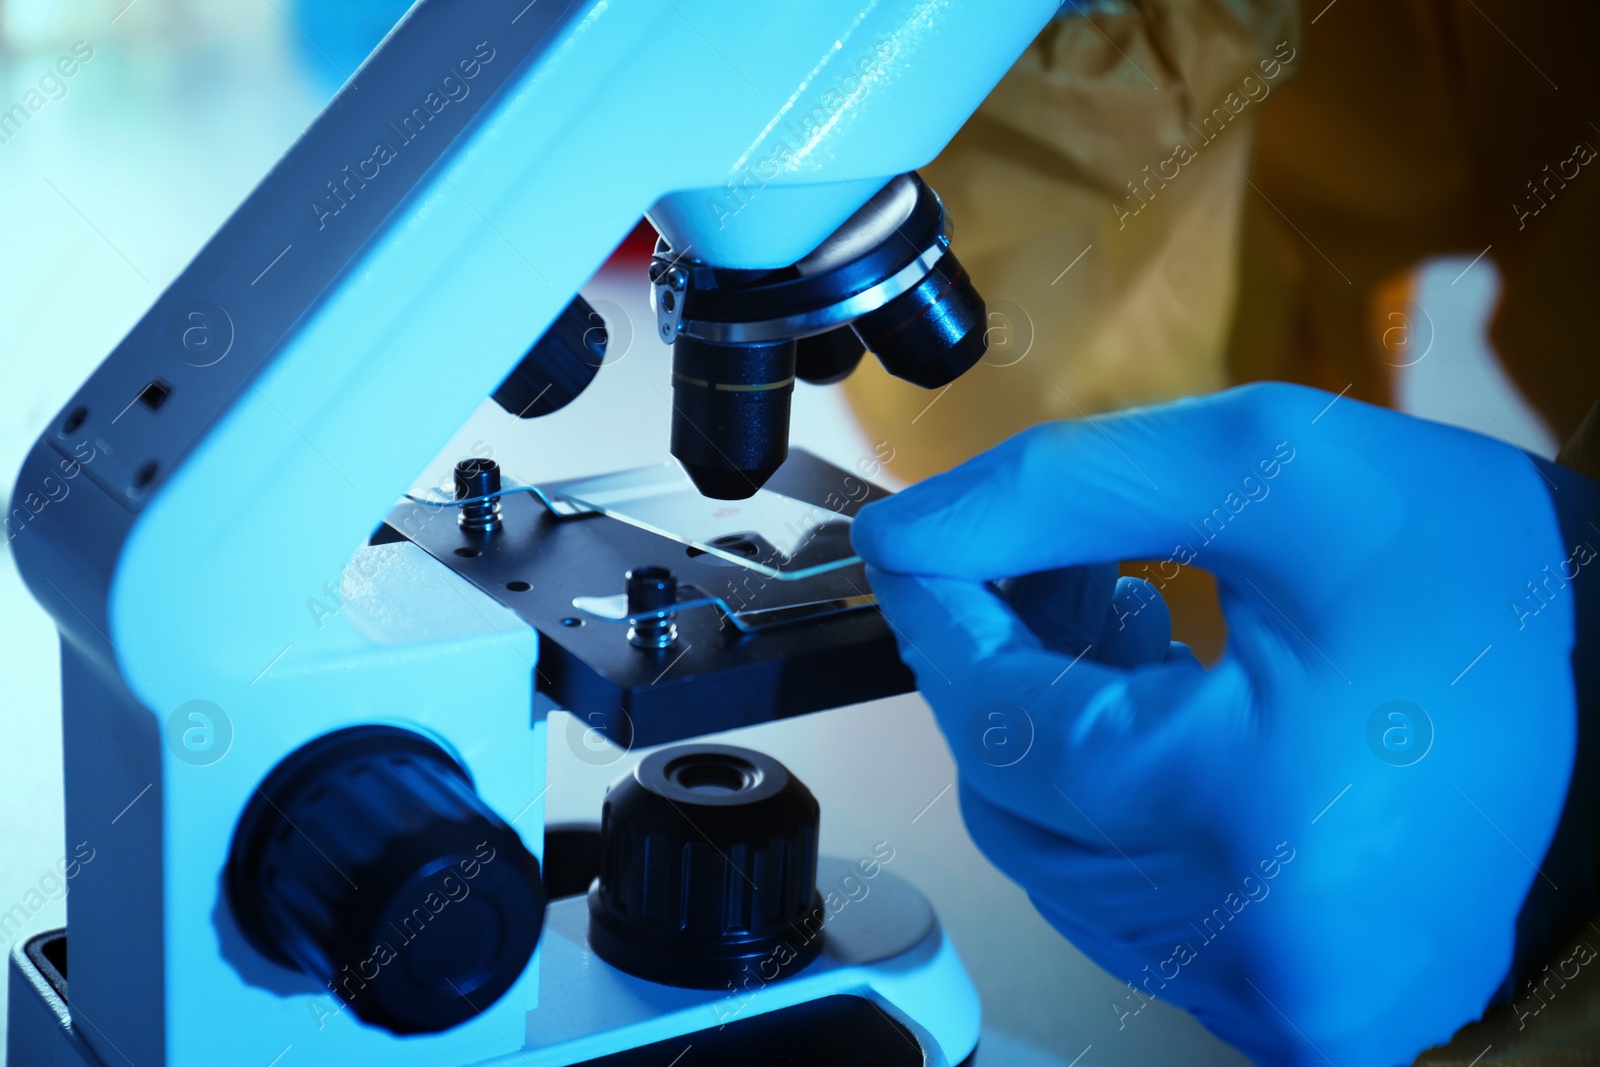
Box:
[386,450,913,748]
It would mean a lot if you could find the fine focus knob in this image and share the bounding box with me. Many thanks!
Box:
[227,726,545,1034]
[588,744,822,988]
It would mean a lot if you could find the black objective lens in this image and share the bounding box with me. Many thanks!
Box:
[853,251,987,389]
[670,337,796,500]
[794,326,867,385]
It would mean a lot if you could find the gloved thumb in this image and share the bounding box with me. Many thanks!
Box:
[865,566,1213,810]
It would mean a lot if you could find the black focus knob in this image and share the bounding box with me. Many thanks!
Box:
[227,726,545,1034]
[588,744,822,988]
[492,295,607,418]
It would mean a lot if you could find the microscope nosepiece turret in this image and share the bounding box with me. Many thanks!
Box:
[651,172,987,500]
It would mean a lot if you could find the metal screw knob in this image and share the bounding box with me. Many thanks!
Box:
[626,566,678,650]
[454,458,502,532]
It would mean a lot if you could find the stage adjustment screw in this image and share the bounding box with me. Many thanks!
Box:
[455,457,502,532]
[626,566,678,650]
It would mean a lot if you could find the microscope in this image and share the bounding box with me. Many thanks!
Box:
[7,1,1060,1063]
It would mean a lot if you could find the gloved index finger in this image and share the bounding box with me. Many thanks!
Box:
[851,384,1323,590]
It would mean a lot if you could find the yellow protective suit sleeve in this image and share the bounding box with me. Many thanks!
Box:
[845,0,1600,478]
[842,0,1304,667]
[841,3,1600,1063]
[1235,0,1600,441]
[842,0,1303,484]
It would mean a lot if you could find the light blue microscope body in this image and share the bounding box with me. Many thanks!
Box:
[6,2,1061,1063]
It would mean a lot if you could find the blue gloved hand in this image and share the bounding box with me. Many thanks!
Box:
[852,382,1600,1066]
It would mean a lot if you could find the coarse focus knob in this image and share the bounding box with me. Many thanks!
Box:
[227,727,545,1034]
[588,744,823,988]
[492,295,607,418]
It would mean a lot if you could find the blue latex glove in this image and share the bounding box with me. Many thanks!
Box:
[852,382,1600,1066]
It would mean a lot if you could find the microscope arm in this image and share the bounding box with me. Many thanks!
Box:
[16,0,1058,700]
[9,3,1059,1065]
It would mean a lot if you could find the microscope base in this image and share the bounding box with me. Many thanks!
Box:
[7,860,980,1067]
[8,929,97,1067]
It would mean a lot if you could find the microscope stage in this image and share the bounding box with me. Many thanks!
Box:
[386,449,912,747]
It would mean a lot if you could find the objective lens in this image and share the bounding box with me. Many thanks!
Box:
[853,251,987,389]
[669,337,796,500]
[794,326,867,385]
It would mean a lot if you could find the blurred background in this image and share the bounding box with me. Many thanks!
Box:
[0,2,1559,1064]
